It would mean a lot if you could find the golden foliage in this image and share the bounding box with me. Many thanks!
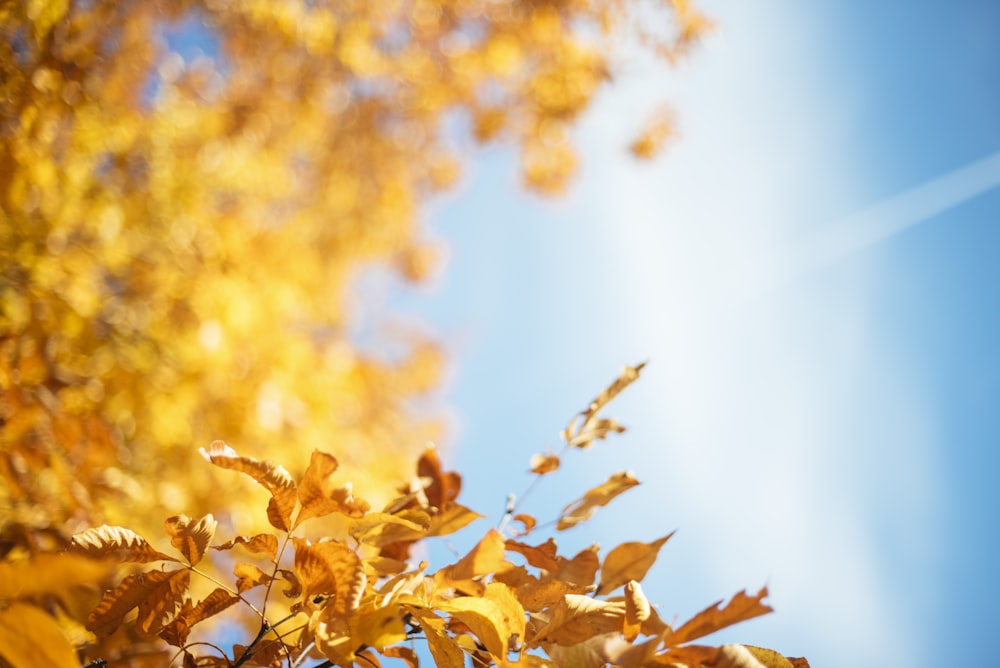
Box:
[0,0,707,568]
[45,366,808,667]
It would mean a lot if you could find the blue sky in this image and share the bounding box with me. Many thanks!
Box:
[383,1,1000,666]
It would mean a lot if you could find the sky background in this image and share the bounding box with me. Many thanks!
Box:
[375,1,1000,666]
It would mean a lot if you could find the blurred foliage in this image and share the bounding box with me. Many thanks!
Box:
[0,0,708,593]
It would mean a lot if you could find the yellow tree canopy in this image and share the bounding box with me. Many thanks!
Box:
[0,0,708,544]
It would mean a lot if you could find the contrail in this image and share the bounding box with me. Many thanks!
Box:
[796,148,1000,276]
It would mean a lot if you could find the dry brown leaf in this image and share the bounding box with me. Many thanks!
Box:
[0,602,81,668]
[69,525,177,564]
[529,594,626,647]
[199,440,298,531]
[278,568,302,598]
[234,563,272,593]
[296,449,371,526]
[529,451,560,475]
[668,587,773,646]
[164,514,217,566]
[556,471,640,530]
[212,533,279,561]
[597,532,674,595]
[293,538,364,616]
[87,569,190,637]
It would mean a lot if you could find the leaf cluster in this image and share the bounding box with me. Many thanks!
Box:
[45,366,809,668]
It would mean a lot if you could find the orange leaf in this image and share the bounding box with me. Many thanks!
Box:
[234,563,272,593]
[416,447,462,511]
[557,545,600,587]
[212,533,279,561]
[349,511,431,547]
[529,594,626,647]
[564,362,645,448]
[380,646,418,667]
[70,525,177,564]
[293,538,364,616]
[437,529,512,586]
[623,580,671,641]
[296,450,370,526]
[199,440,298,531]
[164,514,217,566]
[529,451,560,474]
[505,537,562,572]
[87,569,190,637]
[596,532,674,595]
[668,587,773,646]
[556,471,639,530]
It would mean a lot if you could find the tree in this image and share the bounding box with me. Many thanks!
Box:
[0,1,810,666]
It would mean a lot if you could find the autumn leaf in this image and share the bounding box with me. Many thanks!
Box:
[563,362,646,448]
[557,471,640,530]
[212,533,279,561]
[667,587,773,646]
[87,569,190,637]
[406,608,466,668]
[435,529,512,594]
[438,582,526,660]
[164,513,218,566]
[199,440,298,531]
[416,446,463,511]
[0,602,80,668]
[234,563,273,593]
[529,594,626,647]
[713,644,799,668]
[596,532,674,595]
[505,537,563,572]
[623,580,671,641]
[293,538,364,616]
[296,449,371,526]
[557,545,602,587]
[0,553,111,600]
[529,451,560,474]
[69,525,178,564]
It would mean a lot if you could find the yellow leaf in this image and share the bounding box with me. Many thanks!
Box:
[296,449,370,526]
[234,562,272,593]
[667,587,773,646]
[564,362,645,448]
[293,538,364,616]
[557,545,601,587]
[349,511,431,547]
[596,532,674,595]
[69,525,177,563]
[199,440,298,531]
[0,553,110,600]
[435,529,512,589]
[438,582,525,660]
[529,594,625,647]
[556,471,640,530]
[406,608,465,668]
[0,602,79,668]
[350,603,407,650]
[212,533,279,561]
[623,580,671,641]
[87,569,190,637]
[164,513,218,566]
